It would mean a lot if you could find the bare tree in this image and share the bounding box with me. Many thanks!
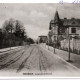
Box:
[14,20,26,39]
[2,18,15,33]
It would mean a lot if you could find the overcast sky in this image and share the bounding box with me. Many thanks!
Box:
[0,3,80,40]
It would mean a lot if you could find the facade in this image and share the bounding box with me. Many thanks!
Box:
[49,11,80,44]
[0,29,3,48]
[38,36,48,43]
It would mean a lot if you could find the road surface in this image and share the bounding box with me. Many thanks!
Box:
[0,44,80,76]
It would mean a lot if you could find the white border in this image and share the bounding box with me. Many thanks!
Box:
[0,0,78,3]
[1,77,80,79]
[0,0,80,79]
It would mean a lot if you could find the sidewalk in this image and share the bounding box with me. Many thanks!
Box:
[42,44,80,69]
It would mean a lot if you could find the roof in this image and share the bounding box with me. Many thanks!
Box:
[50,20,54,24]
[50,11,80,28]
[50,11,60,24]
[54,11,60,23]
[39,36,47,37]
[50,18,80,28]
[61,18,80,27]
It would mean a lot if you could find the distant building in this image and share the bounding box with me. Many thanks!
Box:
[38,36,48,43]
[0,29,2,37]
[49,11,80,43]
[0,29,3,48]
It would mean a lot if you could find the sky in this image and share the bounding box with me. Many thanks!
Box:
[0,3,80,40]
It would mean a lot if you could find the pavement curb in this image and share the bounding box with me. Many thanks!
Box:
[39,45,80,72]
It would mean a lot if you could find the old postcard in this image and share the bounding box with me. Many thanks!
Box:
[0,3,80,77]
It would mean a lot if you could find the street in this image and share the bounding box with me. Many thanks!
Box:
[0,44,80,76]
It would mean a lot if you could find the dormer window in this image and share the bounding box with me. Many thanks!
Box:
[72,21,75,24]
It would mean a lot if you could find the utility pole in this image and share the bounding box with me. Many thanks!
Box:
[53,36,56,54]
[47,34,49,50]
[68,35,70,61]
[54,43,55,53]
[67,27,72,62]
[9,24,13,52]
[48,38,49,50]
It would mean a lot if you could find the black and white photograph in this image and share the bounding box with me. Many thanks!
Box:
[0,3,80,77]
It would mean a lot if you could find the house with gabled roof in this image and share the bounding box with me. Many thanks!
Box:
[48,11,80,52]
[49,11,80,43]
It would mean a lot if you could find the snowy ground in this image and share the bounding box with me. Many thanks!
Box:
[0,44,80,77]
[43,43,80,69]
[0,46,23,52]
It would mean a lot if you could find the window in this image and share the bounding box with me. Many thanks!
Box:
[54,36,56,41]
[71,28,76,33]
[72,21,75,24]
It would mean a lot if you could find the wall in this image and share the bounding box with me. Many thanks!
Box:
[60,38,80,54]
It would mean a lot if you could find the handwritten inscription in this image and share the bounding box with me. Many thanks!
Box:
[73,0,80,3]
[59,0,80,4]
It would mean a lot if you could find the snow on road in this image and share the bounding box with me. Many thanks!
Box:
[0,44,79,77]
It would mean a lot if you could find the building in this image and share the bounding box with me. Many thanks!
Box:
[49,11,80,44]
[0,29,3,48]
[38,36,48,43]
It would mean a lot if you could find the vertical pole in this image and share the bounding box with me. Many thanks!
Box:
[45,42,46,48]
[48,39,49,50]
[10,33,11,52]
[54,43,55,53]
[67,27,72,62]
[68,36,70,61]
[53,36,56,54]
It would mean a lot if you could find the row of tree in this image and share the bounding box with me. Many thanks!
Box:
[0,18,34,49]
